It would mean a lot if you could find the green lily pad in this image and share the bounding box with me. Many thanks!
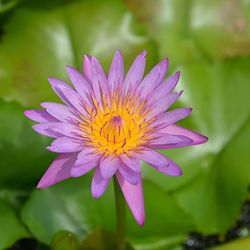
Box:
[143,58,250,234]
[0,0,158,107]
[0,99,54,189]
[0,199,28,250]
[21,176,194,246]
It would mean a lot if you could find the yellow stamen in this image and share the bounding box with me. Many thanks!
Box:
[79,91,152,156]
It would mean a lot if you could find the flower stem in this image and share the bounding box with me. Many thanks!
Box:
[113,177,126,250]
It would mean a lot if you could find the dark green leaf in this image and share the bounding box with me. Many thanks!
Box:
[0,99,54,189]
[0,199,28,250]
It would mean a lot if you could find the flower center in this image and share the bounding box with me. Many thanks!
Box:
[79,94,153,156]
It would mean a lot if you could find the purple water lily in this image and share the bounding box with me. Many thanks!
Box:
[25,50,207,225]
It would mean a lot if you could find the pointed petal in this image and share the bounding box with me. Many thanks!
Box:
[134,148,182,176]
[47,137,84,153]
[149,133,193,149]
[24,110,57,123]
[116,172,144,225]
[138,58,168,98]
[120,154,141,172]
[150,71,180,102]
[37,153,77,189]
[119,163,140,185]
[124,50,146,94]
[160,124,208,146]
[83,54,92,81]
[164,71,180,94]
[41,102,80,124]
[108,49,124,92]
[48,77,87,115]
[32,122,82,138]
[146,91,183,120]
[66,65,91,102]
[99,156,119,179]
[91,57,108,104]
[151,108,192,128]
[91,167,110,198]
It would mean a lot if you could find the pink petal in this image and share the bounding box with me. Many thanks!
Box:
[138,58,168,98]
[37,153,77,189]
[149,133,193,149]
[24,110,57,123]
[91,57,108,105]
[83,54,92,81]
[91,167,110,198]
[119,154,141,172]
[48,77,87,115]
[75,147,101,166]
[134,148,182,176]
[32,122,82,138]
[146,91,183,120]
[161,124,208,146]
[66,65,91,102]
[149,71,180,101]
[99,156,119,179]
[151,108,192,128]
[47,137,84,153]
[71,160,98,177]
[116,172,145,226]
[123,50,146,94]
[41,102,80,124]
[108,49,124,92]
[119,163,140,185]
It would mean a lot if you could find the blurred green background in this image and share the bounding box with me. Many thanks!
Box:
[0,0,250,249]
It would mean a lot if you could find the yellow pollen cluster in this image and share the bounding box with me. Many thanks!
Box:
[79,93,152,156]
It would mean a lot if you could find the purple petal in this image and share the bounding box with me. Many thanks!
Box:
[134,148,182,176]
[119,163,140,185]
[146,91,183,120]
[91,167,110,198]
[138,58,168,98]
[161,124,208,146]
[149,133,193,149]
[123,50,146,94]
[66,65,91,102]
[75,147,101,166]
[108,49,124,92]
[71,160,98,177]
[24,110,57,123]
[151,108,192,128]
[91,57,108,105]
[150,71,180,101]
[32,122,82,138]
[99,156,119,179]
[48,77,87,115]
[116,172,144,226]
[83,54,92,81]
[119,154,141,172]
[41,102,80,124]
[47,137,84,153]
[37,153,77,189]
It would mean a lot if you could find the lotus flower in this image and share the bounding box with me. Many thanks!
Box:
[25,50,207,225]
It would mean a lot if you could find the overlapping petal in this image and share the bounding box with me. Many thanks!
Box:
[37,153,77,189]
